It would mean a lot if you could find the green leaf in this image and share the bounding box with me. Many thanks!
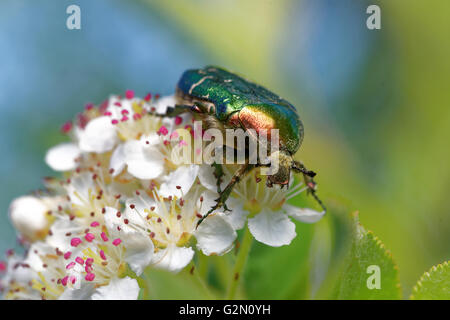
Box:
[244,221,314,299]
[336,212,401,299]
[410,261,450,300]
[141,267,216,300]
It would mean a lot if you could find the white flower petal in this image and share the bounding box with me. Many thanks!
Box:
[25,242,55,272]
[163,112,193,133]
[114,99,134,116]
[124,140,165,180]
[159,165,199,198]
[197,190,218,216]
[142,133,161,146]
[45,143,81,171]
[152,245,194,273]
[78,117,118,153]
[123,233,154,276]
[196,191,247,230]
[126,193,156,213]
[127,160,164,180]
[3,255,36,285]
[198,165,228,192]
[8,196,48,240]
[59,285,96,300]
[154,95,176,114]
[46,218,82,252]
[195,214,236,255]
[65,172,95,206]
[222,197,249,230]
[103,207,154,275]
[284,204,325,223]
[248,210,296,247]
[109,143,127,177]
[91,277,140,300]
[103,207,133,235]
[124,193,156,226]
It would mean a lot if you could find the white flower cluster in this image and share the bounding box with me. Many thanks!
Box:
[0,91,324,300]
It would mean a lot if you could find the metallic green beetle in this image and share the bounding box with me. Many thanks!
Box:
[164,66,325,225]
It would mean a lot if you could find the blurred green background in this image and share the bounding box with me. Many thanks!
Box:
[0,0,449,298]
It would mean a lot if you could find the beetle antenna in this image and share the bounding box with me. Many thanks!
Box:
[309,186,327,213]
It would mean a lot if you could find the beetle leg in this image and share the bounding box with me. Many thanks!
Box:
[292,160,327,213]
[155,104,199,117]
[197,163,255,228]
[292,160,316,178]
[151,102,213,118]
[211,162,225,193]
[191,101,215,115]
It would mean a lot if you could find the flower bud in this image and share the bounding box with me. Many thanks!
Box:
[8,196,50,242]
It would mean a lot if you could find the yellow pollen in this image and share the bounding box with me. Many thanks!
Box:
[164,158,178,171]
[271,198,285,211]
[83,247,103,265]
[131,102,143,114]
[176,232,191,247]
[117,262,127,277]
[244,199,261,215]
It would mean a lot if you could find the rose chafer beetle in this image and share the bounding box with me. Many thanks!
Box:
[162,66,325,225]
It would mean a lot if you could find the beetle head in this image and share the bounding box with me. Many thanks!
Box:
[266,150,293,188]
[266,150,317,188]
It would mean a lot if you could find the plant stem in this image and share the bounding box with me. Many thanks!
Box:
[188,262,215,299]
[198,252,209,279]
[213,255,231,290]
[226,226,253,300]
[138,269,152,300]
